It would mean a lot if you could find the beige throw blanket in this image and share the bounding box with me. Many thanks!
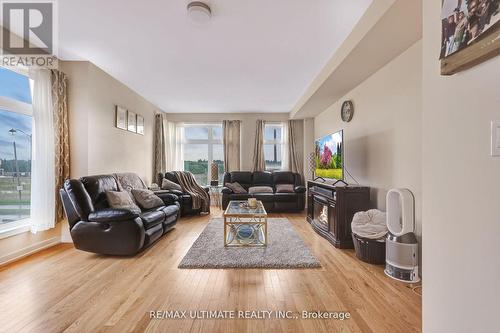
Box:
[173,171,210,214]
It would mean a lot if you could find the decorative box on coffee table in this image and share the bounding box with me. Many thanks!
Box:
[223,200,268,247]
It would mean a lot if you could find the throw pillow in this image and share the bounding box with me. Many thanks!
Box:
[248,186,273,194]
[106,191,141,212]
[225,182,247,194]
[275,184,294,193]
[131,189,164,210]
[161,178,182,191]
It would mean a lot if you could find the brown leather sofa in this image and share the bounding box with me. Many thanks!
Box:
[60,173,180,255]
[221,171,306,212]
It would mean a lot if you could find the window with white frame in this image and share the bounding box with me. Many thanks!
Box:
[182,124,224,185]
[264,123,285,171]
[0,67,33,231]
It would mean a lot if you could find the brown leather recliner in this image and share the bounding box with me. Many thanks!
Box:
[60,173,180,255]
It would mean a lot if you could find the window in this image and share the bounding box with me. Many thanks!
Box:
[182,124,224,185]
[264,123,285,170]
[0,67,33,232]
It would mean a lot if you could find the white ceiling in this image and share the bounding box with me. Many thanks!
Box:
[58,0,372,113]
[291,0,423,118]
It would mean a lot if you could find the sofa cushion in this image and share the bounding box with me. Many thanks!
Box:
[226,182,247,194]
[276,184,294,193]
[63,179,94,221]
[165,172,180,184]
[88,208,140,223]
[169,189,184,196]
[156,204,180,218]
[275,201,298,211]
[253,193,275,202]
[162,178,182,191]
[81,175,119,209]
[229,193,252,201]
[248,186,273,194]
[273,193,297,202]
[154,191,179,206]
[272,171,296,185]
[253,171,273,186]
[131,189,164,210]
[162,207,178,231]
[143,223,163,247]
[115,172,147,191]
[140,210,165,229]
[105,191,140,212]
[163,215,177,231]
[228,172,252,189]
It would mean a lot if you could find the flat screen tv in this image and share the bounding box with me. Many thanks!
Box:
[315,130,344,180]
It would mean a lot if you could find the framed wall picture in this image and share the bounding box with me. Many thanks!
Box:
[440,0,500,75]
[137,115,144,135]
[127,111,137,132]
[116,106,127,130]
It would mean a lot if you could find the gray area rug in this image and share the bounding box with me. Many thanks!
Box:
[178,218,321,269]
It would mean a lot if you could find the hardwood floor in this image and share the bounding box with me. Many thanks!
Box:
[0,209,421,333]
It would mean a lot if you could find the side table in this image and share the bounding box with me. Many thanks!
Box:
[209,185,223,209]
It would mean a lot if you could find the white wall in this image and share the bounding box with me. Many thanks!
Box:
[315,40,423,247]
[61,61,158,184]
[422,1,500,332]
[162,113,292,171]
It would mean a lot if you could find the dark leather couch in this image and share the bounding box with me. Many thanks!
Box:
[60,173,180,255]
[221,171,306,212]
[157,171,210,216]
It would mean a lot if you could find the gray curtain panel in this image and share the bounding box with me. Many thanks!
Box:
[252,120,265,171]
[222,120,241,172]
[154,113,167,182]
[51,69,70,223]
[288,119,304,181]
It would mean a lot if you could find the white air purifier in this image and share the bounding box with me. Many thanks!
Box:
[384,188,420,283]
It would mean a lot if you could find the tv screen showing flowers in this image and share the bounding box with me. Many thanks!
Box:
[315,130,344,180]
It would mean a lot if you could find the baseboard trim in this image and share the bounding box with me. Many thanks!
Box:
[0,236,61,267]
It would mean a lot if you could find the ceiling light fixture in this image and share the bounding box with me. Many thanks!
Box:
[187,1,212,24]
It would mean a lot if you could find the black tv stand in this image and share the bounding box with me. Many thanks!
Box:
[331,179,348,187]
[306,181,370,248]
[312,177,349,186]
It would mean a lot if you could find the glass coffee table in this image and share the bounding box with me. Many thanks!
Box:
[223,200,268,247]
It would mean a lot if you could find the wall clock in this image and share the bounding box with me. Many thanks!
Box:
[341,100,354,122]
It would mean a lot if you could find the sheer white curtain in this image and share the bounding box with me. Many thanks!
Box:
[29,68,55,233]
[166,121,184,171]
[281,121,290,171]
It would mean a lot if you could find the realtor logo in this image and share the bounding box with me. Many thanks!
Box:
[2,1,54,55]
[1,1,57,67]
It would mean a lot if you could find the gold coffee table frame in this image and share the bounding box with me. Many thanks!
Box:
[223,201,268,247]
